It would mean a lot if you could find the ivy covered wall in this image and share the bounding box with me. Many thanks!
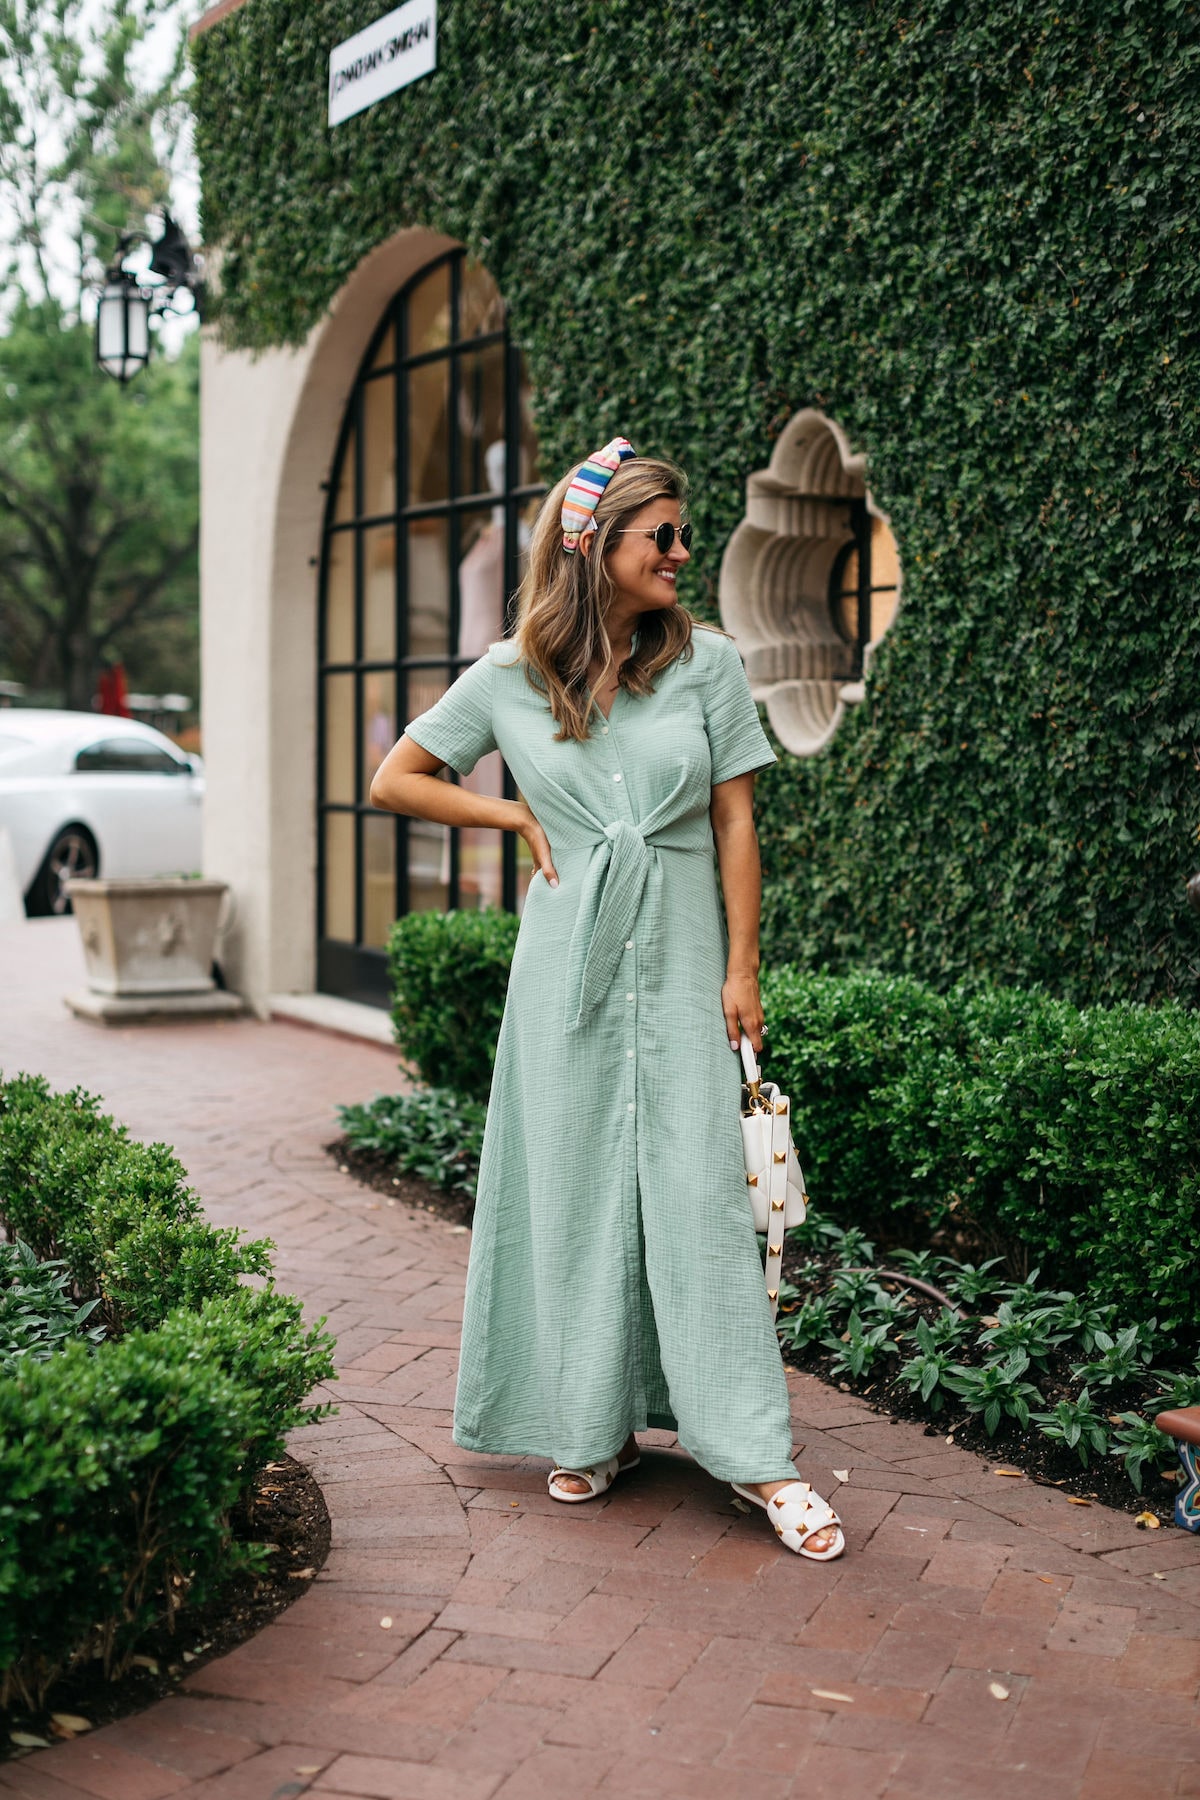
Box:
[191,0,1200,1006]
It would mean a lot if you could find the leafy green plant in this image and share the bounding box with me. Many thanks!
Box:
[789,1256,826,1289]
[1070,1325,1154,1390]
[0,1239,104,1372]
[888,1248,943,1283]
[998,1271,1067,1313]
[1148,1365,1200,1410]
[833,1227,875,1267]
[338,1087,487,1199]
[1035,1295,1121,1356]
[941,1259,1009,1309]
[763,973,1200,1343]
[1109,1414,1178,1494]
[786,1216,849,1253]
[896,1317,959,1414]
[918,1309,973,1352]
[858,1287,914,1334]
[826,1311,898,1382]
[944,1351,1044,1437]
[387,910,519,1101]
[778,1295,838,1352]
[828,1268,887,1316]
[976,1302,1071,1372]
[1031,1388,1111,1468]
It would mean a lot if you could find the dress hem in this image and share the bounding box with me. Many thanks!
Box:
[453,1421,799,1487]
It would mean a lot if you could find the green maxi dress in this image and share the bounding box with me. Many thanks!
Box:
[405,624,798,1484]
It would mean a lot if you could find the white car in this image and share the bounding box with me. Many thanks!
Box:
[0,711,204,915]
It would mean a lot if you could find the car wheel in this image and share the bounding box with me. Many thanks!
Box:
[25,825,99,917]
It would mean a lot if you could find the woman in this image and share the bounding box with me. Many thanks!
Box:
[370,437,843,1560]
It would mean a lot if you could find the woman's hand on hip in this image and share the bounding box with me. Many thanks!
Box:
[722,971,763,1053]
[515,803,559,888]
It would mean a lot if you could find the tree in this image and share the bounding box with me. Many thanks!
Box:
[0,0,199,708]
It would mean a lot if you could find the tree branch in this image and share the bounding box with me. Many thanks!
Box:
[96,521,199,645]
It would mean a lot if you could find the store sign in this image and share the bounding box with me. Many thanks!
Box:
[328,0,437,127]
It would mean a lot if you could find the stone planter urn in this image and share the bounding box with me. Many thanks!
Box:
[64,878,243,1024]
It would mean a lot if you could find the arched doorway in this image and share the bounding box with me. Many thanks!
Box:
[316,249,542,1005]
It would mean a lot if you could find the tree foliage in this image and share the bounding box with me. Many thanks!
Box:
[0,0,199,707]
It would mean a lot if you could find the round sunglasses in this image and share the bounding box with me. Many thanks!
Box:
[614,521,693,555]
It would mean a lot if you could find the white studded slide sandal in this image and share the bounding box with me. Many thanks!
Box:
[730,1479,846,1560]
[547,1452,641,1504]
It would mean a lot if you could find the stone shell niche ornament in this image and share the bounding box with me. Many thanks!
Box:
[717,407,901,756]
[561,437,637,552]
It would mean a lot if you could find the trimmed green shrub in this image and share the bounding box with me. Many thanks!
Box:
[387,909,518,1100]
[0,1073,272,1332]
[917,997,1200,1340]
[339,1088,486,1199]
[761,967,1200,1344]
[0,1289,333,1710]
[0,1076,335,1711]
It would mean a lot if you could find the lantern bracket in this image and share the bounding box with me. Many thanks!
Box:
[94,211,205,384]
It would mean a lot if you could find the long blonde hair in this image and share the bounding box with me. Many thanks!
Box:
[513,455,695,741]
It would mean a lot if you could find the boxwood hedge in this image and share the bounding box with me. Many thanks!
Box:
[760,966,1200,1344]
[0,1075,335,1712]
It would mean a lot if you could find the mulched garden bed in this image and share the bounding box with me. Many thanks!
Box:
[2,1453,330,1760]
[776,1235,1179,1525]
[328,1136,474,1229]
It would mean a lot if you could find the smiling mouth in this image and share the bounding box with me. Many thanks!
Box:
[655,569,677,583]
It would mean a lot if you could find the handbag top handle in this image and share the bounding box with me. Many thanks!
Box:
[739,1032,769,1112]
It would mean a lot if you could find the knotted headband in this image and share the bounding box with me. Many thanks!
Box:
[561,436,637,552]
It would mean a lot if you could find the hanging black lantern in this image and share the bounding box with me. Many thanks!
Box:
[94,212,204,385]
[95,269,152,384]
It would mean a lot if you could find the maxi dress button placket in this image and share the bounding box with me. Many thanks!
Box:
[604,706,637,1127]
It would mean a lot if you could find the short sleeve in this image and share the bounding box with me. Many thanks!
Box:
[702,632,776,785]
[404,655,497,776]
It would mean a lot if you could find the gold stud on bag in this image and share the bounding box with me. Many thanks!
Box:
[739,1033,808,1323]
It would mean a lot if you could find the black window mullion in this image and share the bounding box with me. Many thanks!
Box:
[352,388,366,947]
[396,290,411,919]
[446,252,463,912]
[853,498,873,678]
[401,326,505,372]
[500,334,523,912]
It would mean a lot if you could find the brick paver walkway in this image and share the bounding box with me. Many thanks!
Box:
[3,917,1200,1799]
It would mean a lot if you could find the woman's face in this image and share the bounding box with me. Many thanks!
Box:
[601,497,690,614]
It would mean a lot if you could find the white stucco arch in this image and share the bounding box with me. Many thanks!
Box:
[200,227,459,1009]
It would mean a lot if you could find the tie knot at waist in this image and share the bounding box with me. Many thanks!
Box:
[564,822,666,1033]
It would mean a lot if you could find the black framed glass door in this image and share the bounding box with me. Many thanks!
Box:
[317,249,543,1005]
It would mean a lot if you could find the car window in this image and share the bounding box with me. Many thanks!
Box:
[74,737,185,774]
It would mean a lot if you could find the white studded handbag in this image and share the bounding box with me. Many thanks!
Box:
[739,1033,808,1322]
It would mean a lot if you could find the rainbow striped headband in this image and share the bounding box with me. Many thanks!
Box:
[561,436,637,552]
